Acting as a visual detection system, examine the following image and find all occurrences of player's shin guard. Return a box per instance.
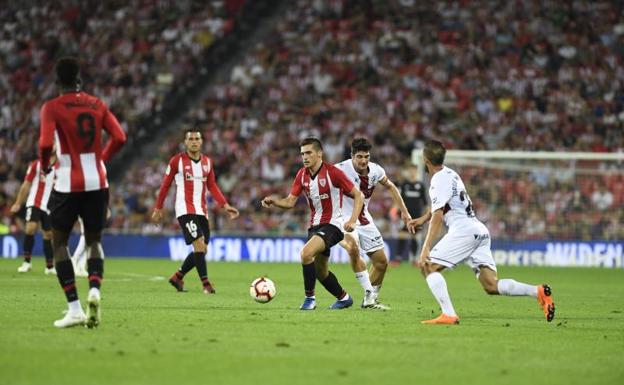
[179,252,195,276]
[55,259,78,302]
[319,271,346,299]
[302,262,316,297]
[87,258,104,290]
[43,239,54,268]
[23,234,34,262]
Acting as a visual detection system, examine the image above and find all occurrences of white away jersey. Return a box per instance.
[335,159,386,226]
[429,166,478,228]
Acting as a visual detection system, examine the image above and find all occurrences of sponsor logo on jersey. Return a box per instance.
[318,193,329,199]
[185,172,207,182]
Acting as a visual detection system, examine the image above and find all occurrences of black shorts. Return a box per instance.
[48,189,109,233]
[25,206,51,231]
[307,223,344,257]
[177,214,211,245]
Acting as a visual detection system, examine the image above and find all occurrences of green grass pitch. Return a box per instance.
[1,258,623,385]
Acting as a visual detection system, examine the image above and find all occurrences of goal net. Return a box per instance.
[412,150,624,268]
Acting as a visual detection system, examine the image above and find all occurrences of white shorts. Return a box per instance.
[428,222,496,276]
[342,222,385,254]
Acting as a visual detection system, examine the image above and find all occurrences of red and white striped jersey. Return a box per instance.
[290,163,355,229]
[39,91,127,193]
[335,159,386,226]
[24,160,54,213]
[155,152,228,218]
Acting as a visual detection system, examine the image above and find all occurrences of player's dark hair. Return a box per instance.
[351,137,372,154]
[423,140,446,165]
[184,127,202,139]
[55,57,81,88]
[299,137,323,151]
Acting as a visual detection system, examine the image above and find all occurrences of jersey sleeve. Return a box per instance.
[24,161,37,182]
[429,175,451,213]
[289,168,305,196]
[155,155,178,210]
[206,159,228,207]
[328,165,355,194]
[101,105,127,162]
[38,102,55,171]
[375,164,387,183]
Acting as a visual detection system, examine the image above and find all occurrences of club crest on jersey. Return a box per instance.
[319,178,326,187]
[202,164,209,173]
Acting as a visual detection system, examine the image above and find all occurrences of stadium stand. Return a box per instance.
[2,0,623,241]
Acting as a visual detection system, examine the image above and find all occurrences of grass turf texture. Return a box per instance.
[1,258,623,385]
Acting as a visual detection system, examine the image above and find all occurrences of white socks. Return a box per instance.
[497,279,538,297]
[426,272,457,317]
[355,271,374,293]
[372,285,381,294]
[68,300,83,314]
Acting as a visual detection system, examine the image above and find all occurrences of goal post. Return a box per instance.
[411,149,624,268]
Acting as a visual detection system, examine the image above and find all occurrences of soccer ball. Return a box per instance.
[249,277,276,303]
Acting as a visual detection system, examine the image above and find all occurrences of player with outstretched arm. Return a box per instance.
[262,137,364,310]
[409,140,555,324]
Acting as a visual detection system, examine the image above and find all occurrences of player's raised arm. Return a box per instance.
[261,194,298,209]
[379,175,412,228]
[101,106,127,162]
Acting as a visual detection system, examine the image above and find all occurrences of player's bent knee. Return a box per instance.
[483,284,499,295]
[300,249,315,264]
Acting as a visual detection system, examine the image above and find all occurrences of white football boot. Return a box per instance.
[361,290,390,310]
[54,309,87,328]
[17,262,32,273]
[85,288,101,328]
[44,267,57,275]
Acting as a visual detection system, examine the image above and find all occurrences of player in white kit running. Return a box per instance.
[409,140,555,324]
[335,138,413,309]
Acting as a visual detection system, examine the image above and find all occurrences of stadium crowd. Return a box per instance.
[2,0,624,242]
[0,0,242,231]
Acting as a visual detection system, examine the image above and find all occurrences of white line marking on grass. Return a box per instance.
[116,272,166,281]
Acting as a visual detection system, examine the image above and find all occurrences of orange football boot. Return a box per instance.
[421,314,460,325]
[537,284,555,322]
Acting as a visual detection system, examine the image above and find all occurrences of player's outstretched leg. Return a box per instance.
[480,268,555,322]
[169,252,195,292]
[315,258,352,309]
